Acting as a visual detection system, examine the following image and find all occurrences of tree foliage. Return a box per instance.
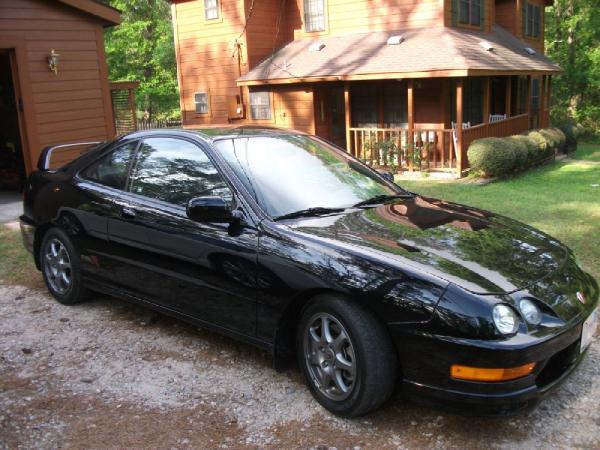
[103,0,179,120]
[546,0,600,133]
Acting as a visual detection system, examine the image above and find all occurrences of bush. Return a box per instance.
[467,137,516,177]
[510,135,538,166]
[549,127,567,153]
[526,130,554,160]
[508,136,529,169]
[556,123,578,152]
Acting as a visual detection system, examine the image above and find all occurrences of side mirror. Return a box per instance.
[186,196,233,223]
[378,170,395,183]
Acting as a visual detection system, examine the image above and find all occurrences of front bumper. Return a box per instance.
[19,215,35,255]
[389,317,591,416]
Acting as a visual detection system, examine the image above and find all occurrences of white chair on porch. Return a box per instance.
[489,114,507,123]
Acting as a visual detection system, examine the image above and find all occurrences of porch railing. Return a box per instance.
[349,128,456,171]
[462,114,529,153]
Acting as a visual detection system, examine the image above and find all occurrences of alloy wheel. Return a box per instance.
[303,312,357,401]
[43,238,72,295]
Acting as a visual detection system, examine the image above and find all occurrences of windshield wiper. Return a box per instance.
[273,207,346,221]
[352,193,413,208]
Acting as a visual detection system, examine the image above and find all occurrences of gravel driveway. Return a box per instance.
[1,283,599,449]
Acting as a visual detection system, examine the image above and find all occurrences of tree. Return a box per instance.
[546,0,600,133]
[103,0,180,120]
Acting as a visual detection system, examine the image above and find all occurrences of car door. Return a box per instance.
[73,139,140,284]
[107,136,259,336]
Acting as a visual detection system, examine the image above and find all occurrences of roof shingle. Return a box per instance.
[238,26,560,85]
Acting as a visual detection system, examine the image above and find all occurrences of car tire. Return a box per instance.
[297,294,398,417]
[40,227,90,305]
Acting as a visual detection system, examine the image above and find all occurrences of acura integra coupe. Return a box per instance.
[20,127,598,417]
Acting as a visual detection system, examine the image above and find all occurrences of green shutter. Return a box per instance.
[452,0,459,26]
[480,0,485,30]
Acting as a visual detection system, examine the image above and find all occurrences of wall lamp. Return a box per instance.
[48,49,60,75]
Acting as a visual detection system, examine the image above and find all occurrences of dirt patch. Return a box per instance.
[1,284,599,449]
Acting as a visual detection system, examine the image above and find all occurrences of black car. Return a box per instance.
[20,127,598,417]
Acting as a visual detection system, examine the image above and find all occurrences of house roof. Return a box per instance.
[57,0,121,26]
[238,26,561,86]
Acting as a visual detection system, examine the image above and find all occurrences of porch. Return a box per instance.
[313,75,552,177]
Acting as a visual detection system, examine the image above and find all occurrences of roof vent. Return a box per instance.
[309,42,325,52]
[524,47,536,55]
[387,35,405,45]
[479,41,494,51]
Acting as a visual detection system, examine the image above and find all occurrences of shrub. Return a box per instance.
[508,136,529,169]
[549,127,567,153]
[539,129,559,152]
[467,137,516,177]
[510,135,538,166]
[526,130,554,161]
[556,123,578,152]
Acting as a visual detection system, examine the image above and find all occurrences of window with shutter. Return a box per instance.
[458,0,482,27]
[524,2,541,38]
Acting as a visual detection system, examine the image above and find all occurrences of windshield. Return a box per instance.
[213,134,401,218]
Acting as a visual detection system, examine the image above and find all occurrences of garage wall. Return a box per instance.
[0,0,115,172]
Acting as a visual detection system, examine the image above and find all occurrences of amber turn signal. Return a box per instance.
[450,362,536,382]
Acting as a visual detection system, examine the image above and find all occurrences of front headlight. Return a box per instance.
[493,304,520,335]
[519,298,542,325]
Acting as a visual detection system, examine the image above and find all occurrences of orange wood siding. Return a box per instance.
[0,0,115,169]
[244,0,294,69]
[173,0,248,125]
[291,0,444,38]
[494,0,516,34]
[414,78,444,128]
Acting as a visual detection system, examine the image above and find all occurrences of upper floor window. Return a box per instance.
[524,3,541,38]
[304,0,326,32]
[249,92,272,120]
[459,0,482,27]
[204,0,220,20]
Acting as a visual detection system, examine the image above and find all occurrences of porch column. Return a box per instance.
[456,78,464,177]
[525,75,532,115]
[505,76,512,118]
[407,79,414,171]
[344,82,351,154]
[540,75,547,127]
[483,77,490,123]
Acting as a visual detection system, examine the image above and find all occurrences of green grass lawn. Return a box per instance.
[573,137,600,161]
[0,225,44,289]
[399,145,600,281]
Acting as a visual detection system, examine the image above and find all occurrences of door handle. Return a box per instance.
[121,207,136,219]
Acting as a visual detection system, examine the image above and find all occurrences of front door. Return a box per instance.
[314,85,346,148]
[107,136,259,335]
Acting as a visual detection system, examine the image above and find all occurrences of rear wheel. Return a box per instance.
[40,228,89,305]
[297,295,398,417]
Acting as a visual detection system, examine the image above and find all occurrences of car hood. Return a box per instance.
[283,195,569,295]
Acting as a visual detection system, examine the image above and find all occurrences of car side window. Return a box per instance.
[128,137,233,207]
[81,141,138,190]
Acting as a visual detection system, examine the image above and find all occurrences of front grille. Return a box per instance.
[536,340,580,388]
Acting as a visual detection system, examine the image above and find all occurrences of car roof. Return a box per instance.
[124,126,305,143]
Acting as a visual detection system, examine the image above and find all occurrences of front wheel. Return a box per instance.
[40,227,90,305]
[297,295,398,417]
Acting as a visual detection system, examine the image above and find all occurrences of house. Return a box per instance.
[170,0,559,176]
[0,0,120,189]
